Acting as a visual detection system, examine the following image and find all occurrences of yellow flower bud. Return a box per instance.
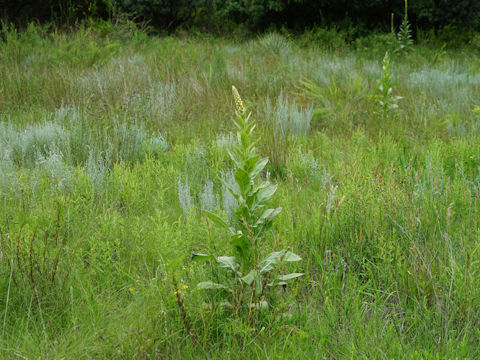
[232,85,246,113]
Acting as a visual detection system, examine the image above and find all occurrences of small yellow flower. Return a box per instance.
[182,266,186,270]
[232,85,246,113]
[470,155,473,159]
[129,288,134,292]
[174,290,179,295]
[183,285,188,290]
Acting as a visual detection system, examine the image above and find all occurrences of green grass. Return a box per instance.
[1,22,480,358]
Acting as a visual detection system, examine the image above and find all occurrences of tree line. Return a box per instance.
[2,0,479,33]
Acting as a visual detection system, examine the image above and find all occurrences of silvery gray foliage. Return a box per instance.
[0,112,168,192]
[86,149,108,187]
[125,81,176,123]
[297,151,320,180]
[178,176,194,216]
[113,122,168,163]
[265,92,313,137]
[146,133,168,156]
[199,179,217,211]
[0,121,68,168]
[410,67,480,89]
[35,146,73,188]
[215,132,235,150]
[114,122,147,163]
[220,170,238,220]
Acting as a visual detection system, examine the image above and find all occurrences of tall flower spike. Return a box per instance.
[232,86,246,114]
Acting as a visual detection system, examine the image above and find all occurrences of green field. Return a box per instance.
[1,23,480,358]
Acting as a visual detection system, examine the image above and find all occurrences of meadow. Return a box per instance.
[1,22,480,358]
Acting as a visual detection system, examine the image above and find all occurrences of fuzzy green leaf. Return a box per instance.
[255,183,277,204]
[255,207,282,227]
[204,210,229,230]
[235,168,251,191]
[216,256,239,272]
[192,253,215,262]
[276,273,304,281]
[258,250,302,275]
[250,157,268,178]
[230,231,250,255]
[244,155,260,172]
[241,270,256,285]
[197,281,228,290]
[258,251,283,274]
[249,300,268,309]
[283,251,302,262]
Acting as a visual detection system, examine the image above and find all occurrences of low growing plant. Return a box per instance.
[194,86,303,316]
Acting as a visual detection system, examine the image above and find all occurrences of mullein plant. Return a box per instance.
[393,0,413,54]
[194,86,302,314]
[376,51,403,117]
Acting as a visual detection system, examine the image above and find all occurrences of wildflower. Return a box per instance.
[129,288,134,293]
[232,86,246,114]
[183,285,188,290]
[174,290,179,295]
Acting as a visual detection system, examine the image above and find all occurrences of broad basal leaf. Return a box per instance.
[283,251,302,262]
[216,256,239,272]
[258,250,302,275]
[255,183,277,204]
[276,273,304,281]
[197,281,228,290]
[204,210,229,230]
[192,253,215,262]
[241,270,256,285]
[255,207,282,227]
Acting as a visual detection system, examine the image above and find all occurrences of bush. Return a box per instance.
[116,0,211,31]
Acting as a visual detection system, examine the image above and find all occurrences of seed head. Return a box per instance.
[232,85,246,114]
